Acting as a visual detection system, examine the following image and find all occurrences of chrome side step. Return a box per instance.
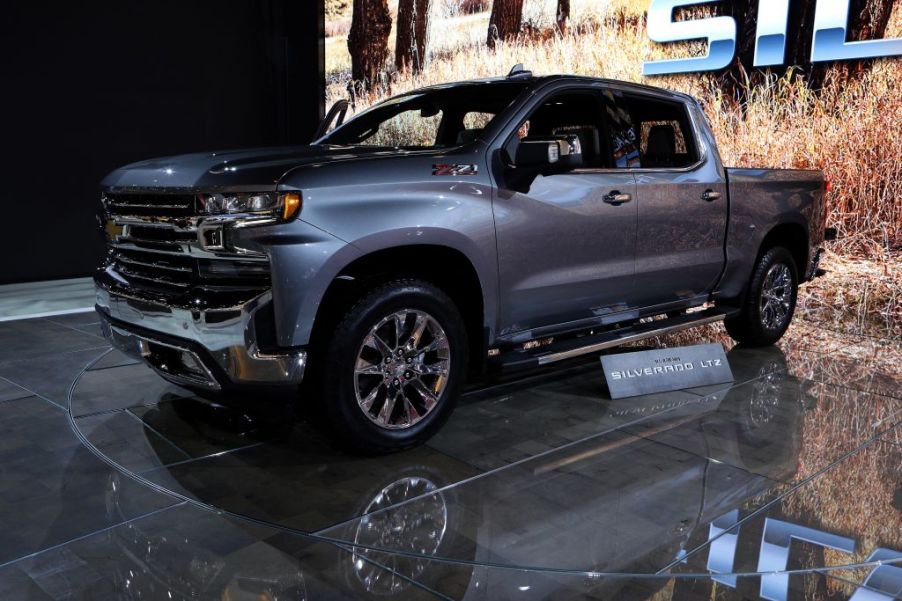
[498,308,732,372]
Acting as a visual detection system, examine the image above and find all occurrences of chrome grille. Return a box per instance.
[105,193,197,218]
[100,193,271,308]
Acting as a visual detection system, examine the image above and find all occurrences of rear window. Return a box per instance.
[622,94,699,169]
[601,91,699,169]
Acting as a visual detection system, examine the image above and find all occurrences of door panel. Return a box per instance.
[608,91,728,308]
[633,166,728,307]
[494,171,638,336]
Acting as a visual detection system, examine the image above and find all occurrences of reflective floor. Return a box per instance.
[0,311,899,600]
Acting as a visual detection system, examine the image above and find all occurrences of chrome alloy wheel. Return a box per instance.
[759,263,793,330]
[353,309,451,430]
[351,476,447,595]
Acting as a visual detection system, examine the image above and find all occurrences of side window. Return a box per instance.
[622,94,699,169]
[507,92,607,169]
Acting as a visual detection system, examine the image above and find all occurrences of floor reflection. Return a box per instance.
[53,341,897,599]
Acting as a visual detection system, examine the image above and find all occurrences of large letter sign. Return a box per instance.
[754,0,792,66]
[811,0,902,61]
[644,0,902,76]
[643,0,736,75]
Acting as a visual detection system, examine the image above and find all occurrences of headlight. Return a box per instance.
[198,192,302,221]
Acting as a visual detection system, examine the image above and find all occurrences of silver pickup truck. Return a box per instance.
[95,69,828,452]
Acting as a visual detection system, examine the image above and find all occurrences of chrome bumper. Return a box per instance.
[95,285,306,391]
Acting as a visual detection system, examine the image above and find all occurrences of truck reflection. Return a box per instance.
[106,345,876,600]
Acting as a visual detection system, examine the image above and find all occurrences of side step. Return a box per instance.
[497,308,735,372]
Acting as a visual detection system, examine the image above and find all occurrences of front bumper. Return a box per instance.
[95,285,305,392]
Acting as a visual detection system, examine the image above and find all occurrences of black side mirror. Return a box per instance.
[503,134,583,192]
[514,134,583,171]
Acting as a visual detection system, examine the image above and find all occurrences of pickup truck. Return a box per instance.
[95,68,828,452]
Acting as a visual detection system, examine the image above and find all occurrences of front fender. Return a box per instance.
[233,220,364,347]
[290,175,499,344]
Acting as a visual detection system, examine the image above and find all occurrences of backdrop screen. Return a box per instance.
[326,0,901,338]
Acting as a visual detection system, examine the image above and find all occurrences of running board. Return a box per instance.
[497,308,734,372]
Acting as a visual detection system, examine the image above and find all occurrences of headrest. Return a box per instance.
[646,124,676,157]
[456,129,482,144]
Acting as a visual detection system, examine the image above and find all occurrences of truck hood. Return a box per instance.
[101,145,410,191]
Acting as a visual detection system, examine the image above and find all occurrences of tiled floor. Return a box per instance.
[0,312,899,600]
[0,278,95,321]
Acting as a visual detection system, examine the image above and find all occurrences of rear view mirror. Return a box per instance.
[420,103,441,118]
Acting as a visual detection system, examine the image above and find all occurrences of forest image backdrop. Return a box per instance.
[325,0,901,339]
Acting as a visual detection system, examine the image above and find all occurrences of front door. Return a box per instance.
[493,90,638,339]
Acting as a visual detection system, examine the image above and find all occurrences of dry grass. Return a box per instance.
[798,250,901,339]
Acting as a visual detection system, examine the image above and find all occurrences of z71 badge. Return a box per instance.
[432,164,478,176]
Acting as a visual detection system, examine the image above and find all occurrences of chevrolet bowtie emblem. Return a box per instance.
[104,219,124,241]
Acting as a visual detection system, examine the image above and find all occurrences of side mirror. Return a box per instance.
[513,134,583,172]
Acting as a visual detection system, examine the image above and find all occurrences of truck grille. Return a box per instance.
[100,193,271,308]
[104,193,197,218]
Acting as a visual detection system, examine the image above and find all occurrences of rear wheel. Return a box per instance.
[321,279,468,453]
[725,246,798,347]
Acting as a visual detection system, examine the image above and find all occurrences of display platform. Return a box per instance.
[0,312,899,600]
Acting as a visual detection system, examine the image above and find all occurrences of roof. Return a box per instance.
[410,74,693,103]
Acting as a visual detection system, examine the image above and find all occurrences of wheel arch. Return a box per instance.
[309,243,490,375]
[757,222,808,279]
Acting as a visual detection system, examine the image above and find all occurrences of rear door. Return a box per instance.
[611,90,728,309]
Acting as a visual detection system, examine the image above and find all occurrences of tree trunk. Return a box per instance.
[348,0,393,90]
[556,0,570,33]
[715,0,896,96]
[395,0,433,73]
[486,0,524,49]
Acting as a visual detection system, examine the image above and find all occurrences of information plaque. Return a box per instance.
[600,343,734,399]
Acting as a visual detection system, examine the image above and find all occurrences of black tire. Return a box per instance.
[320,279,468,453]
[725,246,798,347]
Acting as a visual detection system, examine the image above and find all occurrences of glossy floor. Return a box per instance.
[0,312,899,600]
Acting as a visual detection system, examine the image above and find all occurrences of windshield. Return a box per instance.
[319,82,530,149]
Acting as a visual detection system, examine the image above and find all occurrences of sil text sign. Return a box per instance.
[601,343,734,399]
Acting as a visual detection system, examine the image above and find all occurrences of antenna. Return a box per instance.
[507,64,533,79]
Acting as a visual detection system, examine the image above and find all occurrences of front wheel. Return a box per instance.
[321,279,468,453]
[725,246,799,347]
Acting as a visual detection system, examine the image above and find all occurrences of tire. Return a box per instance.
[725,246,798,347]
[320,279,468,453]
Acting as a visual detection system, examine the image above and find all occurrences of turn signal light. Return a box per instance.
[282,192,302,221]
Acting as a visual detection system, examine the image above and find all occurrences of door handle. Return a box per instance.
[702,189,722,202]
[603,191,632,205]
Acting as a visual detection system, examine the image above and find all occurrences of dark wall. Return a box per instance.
[0,1,324,284]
